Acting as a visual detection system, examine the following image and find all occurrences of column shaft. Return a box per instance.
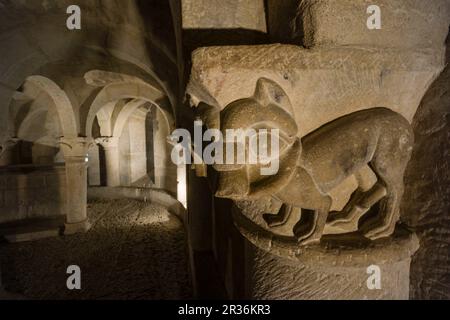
[104,146,120,187]
[96,137,120,187]
[60,137,92,235]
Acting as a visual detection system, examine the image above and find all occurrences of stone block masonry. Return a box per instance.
[0,164,67,224]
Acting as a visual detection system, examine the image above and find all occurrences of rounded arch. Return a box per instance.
[85,81,174,138]
[95,101,119,137]
[17,107,51,140]
[112,99,149,138]
[25,76,78,138]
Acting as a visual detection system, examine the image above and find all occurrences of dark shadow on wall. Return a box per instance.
[98,145,107,187]
[403,29,450,300]
[184,28,269,49]
[146,109,156,185]
[264,0,306,45]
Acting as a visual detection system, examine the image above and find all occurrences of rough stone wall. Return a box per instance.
[187,1,450,300]
[267,0,449,49]
[249,245,412,300]
[0,165,66,224]
[404,33,450,300]
[182,0,267,32]
[127,113,148,185]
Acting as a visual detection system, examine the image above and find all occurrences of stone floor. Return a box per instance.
[0,199,192,300]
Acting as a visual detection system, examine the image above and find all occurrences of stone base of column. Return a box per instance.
[64,219,91,235]
[233,210,420,300]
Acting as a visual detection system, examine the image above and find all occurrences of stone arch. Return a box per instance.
[84,81,174,138]
[95,101,119,137]
[25,76,78,138]
[112,99,149,138]
[17,107,50,140]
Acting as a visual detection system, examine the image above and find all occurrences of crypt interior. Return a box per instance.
[0,0,449,300]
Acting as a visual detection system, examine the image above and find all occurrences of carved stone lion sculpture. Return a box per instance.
[214,78,414,245]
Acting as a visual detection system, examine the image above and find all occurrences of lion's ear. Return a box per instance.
[253,78,293,114]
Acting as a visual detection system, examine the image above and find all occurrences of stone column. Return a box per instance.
[59,137,92,235]
[153,110,170,190]
[232,206,419,300]
[184,0,448,300]
[96,137,120,187]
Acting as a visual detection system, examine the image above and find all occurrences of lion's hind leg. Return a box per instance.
[361,161,408,240]
[327,183,387,230]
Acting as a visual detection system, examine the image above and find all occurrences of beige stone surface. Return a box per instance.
[234,205,419,299]
[0,0,448,301]
[211,77,414,244]
[403,39,450,300]
[185,1,449,299]
[182,0,267,32]
[188,44,444,136]
[266,1,449,49]
[0,165,66,224]
[249,243,415,300]
[296,0,450,49]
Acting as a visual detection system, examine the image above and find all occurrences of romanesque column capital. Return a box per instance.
[95,136,120,149]
[58,137,94,159]
[0,137,20,151]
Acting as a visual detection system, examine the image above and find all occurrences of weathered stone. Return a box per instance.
[188,45,444,136]
[403,38,450,300]
[295,0,449,49]
[0,0,448,301]
[186,0,449,299]
[182,0,267,32]
[193,75,415,245]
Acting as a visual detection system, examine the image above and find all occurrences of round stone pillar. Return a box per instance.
[59,137,93,235]
[96,137,120,187]
[233,209,419,300]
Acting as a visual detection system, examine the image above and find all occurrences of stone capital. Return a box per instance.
[59,137,94,159]
[0,137,20,151]
[188,46,426,247]
[95,136,120,149]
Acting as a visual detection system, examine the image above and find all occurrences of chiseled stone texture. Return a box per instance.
[229,199,419,300]
[182,0,267,32]
[188,44,444,137]
[270,0,450,49]
[403,39,450,300]
[249,243,414,300]
[0,165,66,224]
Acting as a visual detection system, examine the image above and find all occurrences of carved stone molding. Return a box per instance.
[186,35,446,297]
[189,75,415,247]
[95,136,120,150]
[58,137,94,160]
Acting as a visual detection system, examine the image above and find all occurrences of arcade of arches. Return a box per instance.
[0,0,449,300]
